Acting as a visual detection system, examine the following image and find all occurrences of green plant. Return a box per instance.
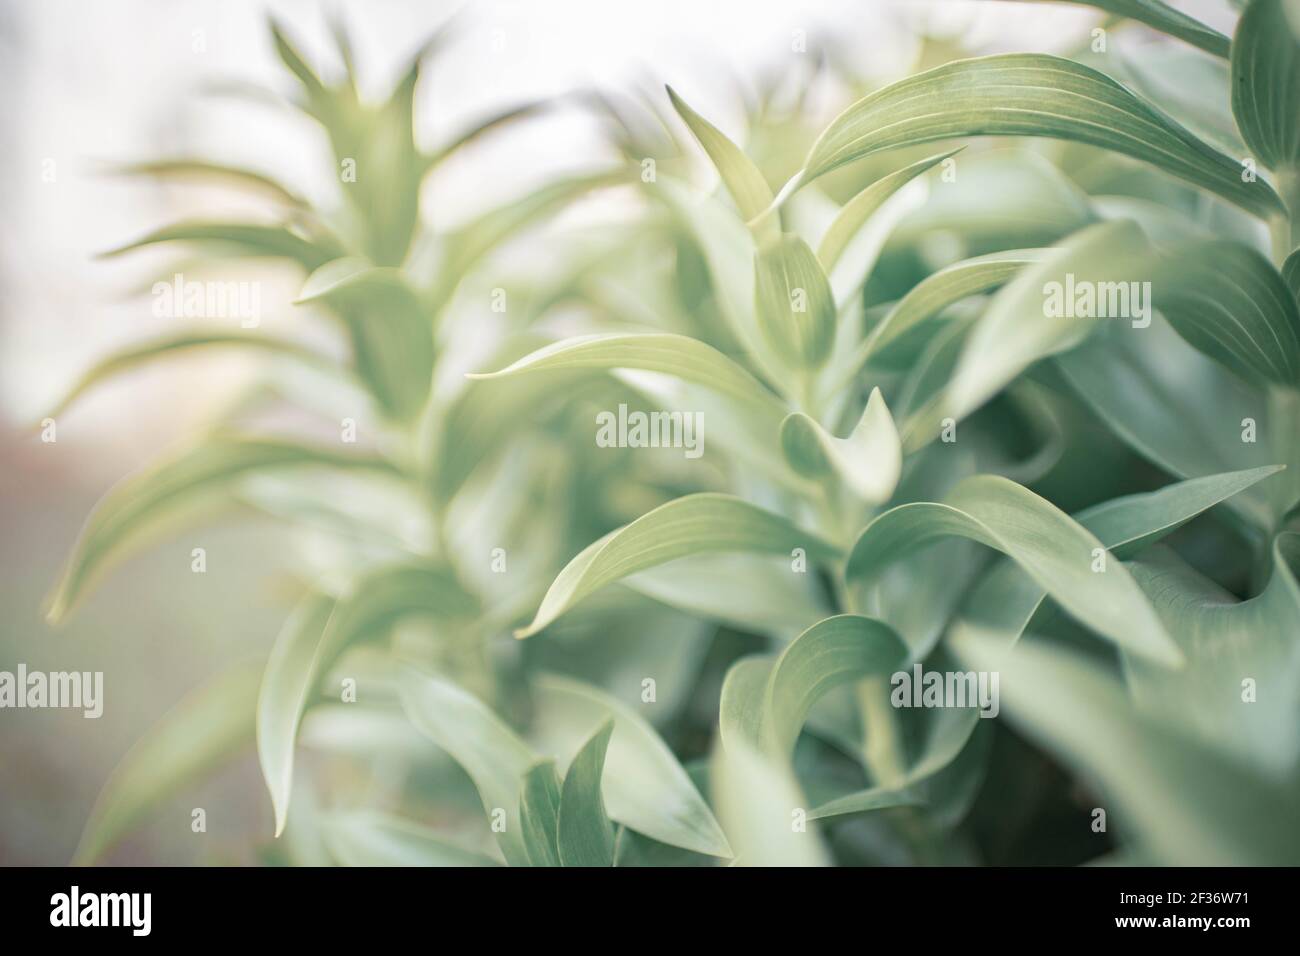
[52,1,1300,866]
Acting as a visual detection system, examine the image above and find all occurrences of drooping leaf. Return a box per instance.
[46,437,400,623]
[258,565,478,836]
[556,720,617,866]
[784,54,1283,219]
[100,221,340,270]
[468,332,787,417]
[957,465,1287,649]
[398,668,536,866]
[720,614,910,757]
[517,493,840,637]
[72,661,262,865]
[43,330,349,421]
[256,594,337,839]
[845,474,1182,665]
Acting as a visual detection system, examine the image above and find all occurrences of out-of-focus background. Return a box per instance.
[0,0,1235,864]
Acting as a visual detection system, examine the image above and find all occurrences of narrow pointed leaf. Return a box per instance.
[398,669,537,866]
[519,761,563,867]
[46,437,399,623]
[468,332,786,416]
[790,54,1283,219]
[556,720,617,866]
[666,85,775,237]
[846,474,1182,665]
[1007,0,1230,57]
[517,493,840,638]
[531,674,732,858]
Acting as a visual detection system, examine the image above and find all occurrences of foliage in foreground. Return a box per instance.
[48,1,1300,866]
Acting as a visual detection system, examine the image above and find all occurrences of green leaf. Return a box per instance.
[517,493,840,638]
[779,387,902,503]
[816,148,961,273]
[557,720,618,866]
[1005,0,1231,57]
[43,330,348,421]
[467,332,786,417]
[957,466,1287,648]
[1122,535,1300,772]
[653,177,788,385]
[46,437,400,623]
[846,474,1182,665]
[258,565,477,837]
[1055,317,1283,528]
[857,248,1047,367]
[1080,465,1286,557]
[398,668,536,866]
[1283,247,1300,302]
[321,811,500,867]
[902,220,1150,452]
[72,661,261,864]
[786,54,1283,219]
[256,595,337,839]
[1152,239,1300,385]
[754,234,836,368]
[109,159,309,207]
[721,615,909,757]
[711,737,829,866]
[518,761,564,867]
[530,674,732,858]
[297,257,434,420]
[953,629,1300,865]
[100,221,340,270]
[1231,0,1300,170]
[665,85,776,238]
